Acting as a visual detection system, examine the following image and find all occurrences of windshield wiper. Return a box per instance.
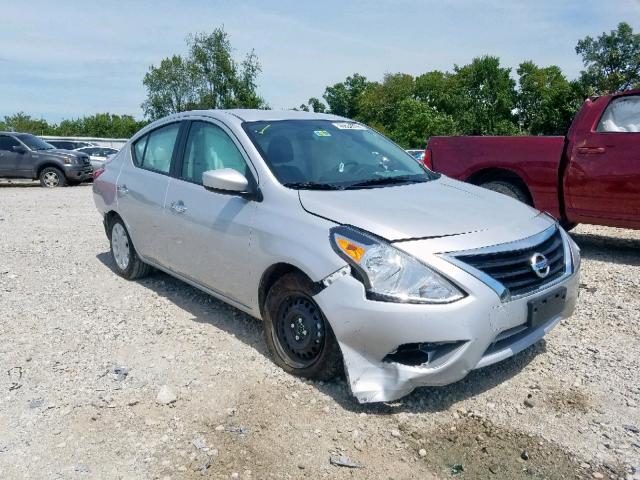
[283,181,345,190]
[346,175,428,189]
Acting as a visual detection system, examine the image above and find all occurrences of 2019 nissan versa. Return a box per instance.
[93,110,581,403]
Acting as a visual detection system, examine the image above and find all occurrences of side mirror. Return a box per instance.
[12,145,27,154]
[202,168,249,193]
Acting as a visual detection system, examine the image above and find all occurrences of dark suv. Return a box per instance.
[0,132,93,187]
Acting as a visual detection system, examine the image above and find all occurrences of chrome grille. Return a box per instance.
[456,228,566,297]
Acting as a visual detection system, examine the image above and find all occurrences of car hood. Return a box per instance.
[49,149,88,158]
[298,177,540,241]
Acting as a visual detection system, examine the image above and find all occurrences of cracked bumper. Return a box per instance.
[313,268,579,403]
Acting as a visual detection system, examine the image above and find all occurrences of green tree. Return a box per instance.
[516,61,584,135]
[2,113,52,135]
[142,55,196,120]
[142,27,265,120]
[576,22,640,94]
[392,99,459,148]
[453,56,518,135]
[323,73,369,117]
[357,73,415,135]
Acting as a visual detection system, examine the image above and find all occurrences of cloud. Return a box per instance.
[0,0,637,121]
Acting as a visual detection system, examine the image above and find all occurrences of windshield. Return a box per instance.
[243,120,438,189]
[15,134,55,151]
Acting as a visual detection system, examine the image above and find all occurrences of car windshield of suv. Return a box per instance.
[243,120,438,189]
[16,134,55,151]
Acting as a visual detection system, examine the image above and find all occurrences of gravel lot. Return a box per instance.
[0,183,639,479]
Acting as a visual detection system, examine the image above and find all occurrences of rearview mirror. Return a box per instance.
[12,145,27,154]
[202,168,249,193]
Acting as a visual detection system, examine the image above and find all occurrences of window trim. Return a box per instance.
[130,121,185,177]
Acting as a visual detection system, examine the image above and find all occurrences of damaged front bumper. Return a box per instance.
[314,257,579,404]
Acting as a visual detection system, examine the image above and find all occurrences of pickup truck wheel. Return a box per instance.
[481,180,531,205]
[263,272,342,381]
[39,167,67,188]
[109,218,151,280]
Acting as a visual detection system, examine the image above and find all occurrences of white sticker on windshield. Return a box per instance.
[332,122,367,130]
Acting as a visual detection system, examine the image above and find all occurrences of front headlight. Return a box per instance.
[330,226,465,304]
[62,156,75,165]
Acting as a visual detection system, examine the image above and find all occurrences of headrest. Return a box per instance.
[267,136,293,166]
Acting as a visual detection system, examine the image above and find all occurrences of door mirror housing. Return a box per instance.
[202,168,250,194]
[12,145,27,154]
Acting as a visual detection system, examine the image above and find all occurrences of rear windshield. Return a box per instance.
[242,120,437,189]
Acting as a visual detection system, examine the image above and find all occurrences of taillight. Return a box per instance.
[93,167,105,180]
[423,148,433,170]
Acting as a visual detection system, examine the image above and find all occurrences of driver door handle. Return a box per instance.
[577,146,606,155]
[170,201,187,214]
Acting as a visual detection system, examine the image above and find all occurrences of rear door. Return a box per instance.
[115,122,183,264]
[0,135,21,176]
[163,119,257,307]
[564,94,640,223]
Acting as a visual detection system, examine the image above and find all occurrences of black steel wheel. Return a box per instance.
[263,272,342,380]
[274,294,326,368]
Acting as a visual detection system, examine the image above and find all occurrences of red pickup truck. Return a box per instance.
[426,89,640,230]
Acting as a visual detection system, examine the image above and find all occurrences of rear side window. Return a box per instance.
[597,96,640,133]
[0,135,20,151]
[132,123,180,174]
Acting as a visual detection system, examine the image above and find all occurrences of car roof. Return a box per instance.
[166,109,348,123]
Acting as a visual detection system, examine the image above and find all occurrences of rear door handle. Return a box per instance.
[577,146,606,154]
[117,184,129,195]
[170,201,187,214]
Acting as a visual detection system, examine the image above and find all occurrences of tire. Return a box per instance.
[263,272,342,381]
[108,217,151,280]
[39,167,67,188]
[480,180,531,205]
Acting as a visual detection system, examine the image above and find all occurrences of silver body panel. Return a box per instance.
[93,109,580,403]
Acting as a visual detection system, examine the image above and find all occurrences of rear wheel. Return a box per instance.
[39,167,66,188]
[480,180,531,205]
[263,272,342,380]
[109,218,151,280]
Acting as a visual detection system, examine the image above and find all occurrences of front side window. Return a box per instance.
[180,121,247,184]
[132,123,180,174]
[15,134,55,151]
[597,96,640,133]
[243,120,437,189]
[0,135,20,151]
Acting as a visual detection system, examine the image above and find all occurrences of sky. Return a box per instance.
[0,0,638,122]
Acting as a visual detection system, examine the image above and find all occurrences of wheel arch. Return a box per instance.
[466,168,534,206]
[258,263,315,318]
[36,162,64,178]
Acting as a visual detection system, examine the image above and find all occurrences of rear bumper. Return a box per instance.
[314,267,579,403]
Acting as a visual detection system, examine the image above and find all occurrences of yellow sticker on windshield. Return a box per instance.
[314,130,331,137]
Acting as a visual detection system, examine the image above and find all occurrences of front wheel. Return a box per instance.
[263,272,342,381]
[39,167,66,188]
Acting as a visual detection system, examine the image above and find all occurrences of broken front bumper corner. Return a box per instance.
[313,270,579,404]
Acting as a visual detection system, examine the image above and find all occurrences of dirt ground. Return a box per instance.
[0,183,638,479]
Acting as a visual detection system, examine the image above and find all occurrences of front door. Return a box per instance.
[564,94,640,224]
[163,120,257,307]
[0,135,22,176]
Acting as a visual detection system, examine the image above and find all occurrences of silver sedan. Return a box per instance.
[93,109,580,403]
